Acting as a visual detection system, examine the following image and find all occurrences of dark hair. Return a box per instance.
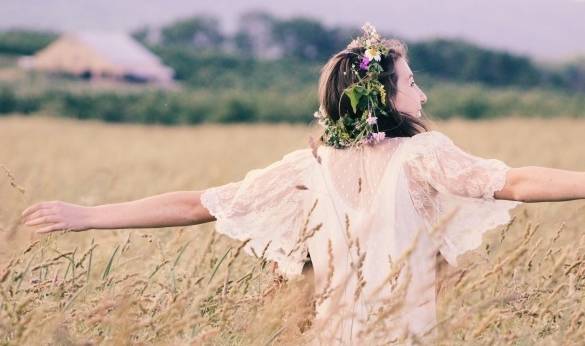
[317,40,428,142]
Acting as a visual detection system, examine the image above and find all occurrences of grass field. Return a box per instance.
[2,115,585,345]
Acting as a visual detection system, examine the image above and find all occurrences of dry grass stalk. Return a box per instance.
[314,239,335,306]
[1,164,26,195]
[3,117,585,344]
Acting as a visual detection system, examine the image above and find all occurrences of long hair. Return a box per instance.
[317,40,429,143]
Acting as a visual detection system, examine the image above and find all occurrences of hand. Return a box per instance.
[21,201,92,234]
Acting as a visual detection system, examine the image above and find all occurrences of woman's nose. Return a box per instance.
[420,91,428,105]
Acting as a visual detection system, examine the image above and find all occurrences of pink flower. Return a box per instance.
[372,132,386,142]
[366,115,377,125]
[363,131,385,145]
[359,56,371,70]
[362,133,375,145]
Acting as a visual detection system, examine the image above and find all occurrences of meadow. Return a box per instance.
[2,115,585,345]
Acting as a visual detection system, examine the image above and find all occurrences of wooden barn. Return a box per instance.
[18,32,174,84]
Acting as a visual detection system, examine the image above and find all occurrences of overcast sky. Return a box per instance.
[1,0,584,62]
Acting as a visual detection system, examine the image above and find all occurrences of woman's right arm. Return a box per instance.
[496,166,585,203]
[21,190,216,234]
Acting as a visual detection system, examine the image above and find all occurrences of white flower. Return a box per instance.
[362,22,377,35]
[314,110,328,127]
[365,48,381,62]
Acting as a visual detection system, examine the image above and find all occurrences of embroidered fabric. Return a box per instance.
[200,130,523,344]
[200,150,316,278]
[402,131,522,265]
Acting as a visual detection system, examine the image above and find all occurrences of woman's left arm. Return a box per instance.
[497,166,585,203]
[21,190,216,234]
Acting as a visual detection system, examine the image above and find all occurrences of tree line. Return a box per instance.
[0,12,584,124]
[132,12,583,91]
[0,12,584,91]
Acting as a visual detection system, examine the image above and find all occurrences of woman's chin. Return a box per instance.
[400,109,422,119]
[408,110,422,118]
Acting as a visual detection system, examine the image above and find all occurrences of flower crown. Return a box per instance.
[314,23,396,149]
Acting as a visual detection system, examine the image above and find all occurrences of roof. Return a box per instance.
[76,32,165,68]
[23,31,174,82]
[72,31,173,81]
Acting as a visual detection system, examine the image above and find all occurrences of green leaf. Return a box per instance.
[344,85,368,114]
[344,86,361,114]
[208,247,231,285]
[102,244,120,281]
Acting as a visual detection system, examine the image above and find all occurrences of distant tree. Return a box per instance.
[131,25,162,46]
[557,58,585,92]
[408,39,541,87]
[233,12,357,61]
[0,29,58,55]
[271,17,348,61]
[160,16,224,50]
[233,11,279,59]
[132,26,148,44]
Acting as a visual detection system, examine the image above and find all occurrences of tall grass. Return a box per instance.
[1,116,585,344]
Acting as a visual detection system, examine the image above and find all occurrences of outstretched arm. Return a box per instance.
[21,190,216,234]
[496,166,585,203]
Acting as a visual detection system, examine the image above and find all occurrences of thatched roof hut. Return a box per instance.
[18,32,174,84]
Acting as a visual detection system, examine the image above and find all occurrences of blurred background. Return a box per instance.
[3,2,585,344]
[1,0,584,124]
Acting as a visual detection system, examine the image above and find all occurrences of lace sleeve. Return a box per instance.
[404,131,522,266]
[200,150,314,279]
[405,131,510,200]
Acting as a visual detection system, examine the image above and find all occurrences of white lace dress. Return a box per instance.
[200,130,522,345]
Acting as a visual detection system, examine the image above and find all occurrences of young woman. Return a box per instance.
[21,24,585,344]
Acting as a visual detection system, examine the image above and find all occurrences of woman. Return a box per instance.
[21,24,585,344]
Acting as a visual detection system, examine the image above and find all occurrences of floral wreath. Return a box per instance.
[314,23,395,149]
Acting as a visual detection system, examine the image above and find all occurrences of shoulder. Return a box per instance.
[402,130,453,156]
[282,148,315,163]
[278,148,320,173]
[409,130,452,144]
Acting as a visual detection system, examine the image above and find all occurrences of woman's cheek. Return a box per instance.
[393,95,407,113]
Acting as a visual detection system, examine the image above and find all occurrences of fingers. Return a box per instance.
[22,207,55,225]
[25,215,61,227]
[24,208,52,222]
[21,201,68,234]
[21,202,44,218]
[36,223,67,234]
[22,201,55,218]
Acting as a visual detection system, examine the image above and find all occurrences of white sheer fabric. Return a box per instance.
[200,130,522,344]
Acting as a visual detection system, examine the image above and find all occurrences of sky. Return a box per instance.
[1,0,585,62]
